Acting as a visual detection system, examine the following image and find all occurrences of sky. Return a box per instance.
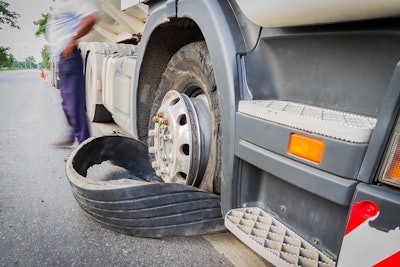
[0,0,53,62]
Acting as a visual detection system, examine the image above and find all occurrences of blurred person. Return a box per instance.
[46,0,98,153]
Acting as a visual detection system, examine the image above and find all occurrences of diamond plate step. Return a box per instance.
[238,100,377,143]
[225,207,336,267]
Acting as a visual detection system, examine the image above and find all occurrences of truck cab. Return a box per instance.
[64,1,400,265]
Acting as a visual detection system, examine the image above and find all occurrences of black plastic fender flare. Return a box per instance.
[65,135,225,237]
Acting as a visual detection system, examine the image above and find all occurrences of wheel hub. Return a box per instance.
[148,90,211,186]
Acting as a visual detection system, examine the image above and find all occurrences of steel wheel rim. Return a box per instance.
[149,90,211,186]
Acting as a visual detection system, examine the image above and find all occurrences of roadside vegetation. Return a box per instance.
[0,1,50,70]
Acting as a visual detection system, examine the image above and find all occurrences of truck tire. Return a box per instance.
[148,41,221,194]
[85,50,113,122]
[65,135,225,237]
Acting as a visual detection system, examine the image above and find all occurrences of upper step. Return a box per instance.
[238,100,377,143]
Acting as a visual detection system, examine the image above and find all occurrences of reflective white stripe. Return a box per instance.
[338,215,400,266]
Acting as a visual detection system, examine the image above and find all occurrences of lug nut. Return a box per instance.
[163,117,169,125]
[152,161,160,169]
[148,129,156,136]
[152,116,159,123]
[148,146,156,153]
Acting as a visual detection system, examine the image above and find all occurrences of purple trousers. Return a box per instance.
[58,48,90,143]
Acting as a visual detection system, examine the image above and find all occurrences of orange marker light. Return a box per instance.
[288,134,324,163]
[382,140,400,186]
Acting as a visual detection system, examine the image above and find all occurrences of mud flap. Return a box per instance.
[65,135,226,237]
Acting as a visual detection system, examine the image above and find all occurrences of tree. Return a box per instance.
[34,13,48,37]
[0,0,20,29]
[0,46,15,68]
[41,47,50,69]
[35,13,50,69]
[24,55,36,69]
[7,53,15,67]
[0,46,10,67]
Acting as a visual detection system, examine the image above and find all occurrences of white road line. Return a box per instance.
[203,233,271,267]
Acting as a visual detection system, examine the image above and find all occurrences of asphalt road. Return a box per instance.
[0,70,268,267]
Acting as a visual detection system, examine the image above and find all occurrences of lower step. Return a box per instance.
[225,207,335,267]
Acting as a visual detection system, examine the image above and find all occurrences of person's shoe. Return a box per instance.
[51,137,75,148]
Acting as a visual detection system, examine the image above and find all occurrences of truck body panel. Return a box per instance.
[235,0,400,27]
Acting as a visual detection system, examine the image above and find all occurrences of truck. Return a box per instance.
[62,0,400,266]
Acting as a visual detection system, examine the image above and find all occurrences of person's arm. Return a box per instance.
[61,14,97,59]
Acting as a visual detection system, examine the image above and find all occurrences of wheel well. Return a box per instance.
[136,18,204,142]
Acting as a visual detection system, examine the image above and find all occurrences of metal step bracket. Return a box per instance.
[238,100,377,143]
[225,207,336,267]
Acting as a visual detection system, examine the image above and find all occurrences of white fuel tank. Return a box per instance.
[112,55,138,136]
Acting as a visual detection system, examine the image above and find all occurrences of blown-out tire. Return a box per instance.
[65,135,225,237]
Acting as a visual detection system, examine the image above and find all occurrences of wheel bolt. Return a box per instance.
[163,117,169,125]
[152,161,160,169]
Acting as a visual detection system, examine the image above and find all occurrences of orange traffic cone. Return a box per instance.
[40,69,45,79]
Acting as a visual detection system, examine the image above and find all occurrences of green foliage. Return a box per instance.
[0,46,17,68]
[41,47,50,69]
[0,45,40,69]
[34,13,48,37]
[23,55,36,68]
[0,46,11,67]
[0,0,20,29]
[34,13,50,68]
[0,46,9,61]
